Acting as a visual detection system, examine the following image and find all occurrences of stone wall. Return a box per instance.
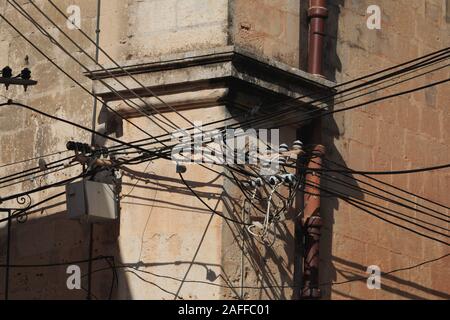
[0,0,310,300]
[0,0,99,299]
[0,0,448,300]
[320,0,450,299]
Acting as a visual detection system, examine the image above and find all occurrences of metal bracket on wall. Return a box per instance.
[0,194,32,300]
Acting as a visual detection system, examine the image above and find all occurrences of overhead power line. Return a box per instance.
[295,162,450,175]
[323,158,450,211]
[6,0,446,158]
[0,17,444,174]
[254,57,450,128]
[319,173,450,224]
[0,100,169,159]
[11,0,180,133]
[103,52,449,158]
[269,76,450,129]
[0,150,70,170]
[0,10,169,147]
[178,172,251,226]
[45,0,195,128]
[1,3,448,222]
[307,181,450,246]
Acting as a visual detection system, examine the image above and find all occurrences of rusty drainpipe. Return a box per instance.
[307,0,328,76]
[299,0,328,299]
[300,145,325,299]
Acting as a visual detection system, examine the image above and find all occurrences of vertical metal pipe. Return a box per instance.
[240,201,246,300]
[298,0,328,299]
[307,0,328,76]
[90,0,102,145]
[5,209,11,300]
[87,0,101,300]
[300,145,325,299]
[86,223,94,300]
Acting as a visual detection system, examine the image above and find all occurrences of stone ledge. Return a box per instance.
[87,45,335,87]
[86,46,336,119]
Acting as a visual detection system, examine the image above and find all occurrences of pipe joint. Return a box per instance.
[308,6,329,19]
[305,215,323,229]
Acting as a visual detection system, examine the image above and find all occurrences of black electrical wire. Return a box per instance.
[0,150,152,204]
[4,5,450,296]
[298,162,450,175]
[0,15,446,195]
[0,171,83,204]
[323,157,450,211]
[0,150,70,169]
[2,0,311,178]
[0,104,268,211]
[79,252,450,291]
[178,172,251,226]
[245,48,450,125]
[245,164,300,214]
[10,0,178,133]
[306,181,450,246]
[67,46,450,161]
[317,175,449,232]
[253,57,450,128]
[13,0,239,180]
[104,58,449,163]
[316,158,450,220]
[342,196,450,247]
[14,0,232,170]
[319,173,450,224]
[0,165,446,292]
[8,11,441,161]
[0,152,166,228]
[214,50,450,133]
[0,162,68,187]
[225,167,270,216]
[3,249,447,294]
[12,0,181,133]
[304,178,450,237]
[99,256,118,300]
[10,0,227,172]
[46,0,195,128]
[0,159,76,187]
[104,57,427,158]
[0,100,170,160]
[269,47,450,109]
[272,76,450,129]
[0,11,169,147]
[302,176,450,233]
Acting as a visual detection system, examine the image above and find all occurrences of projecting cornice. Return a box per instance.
[85,46,335,119]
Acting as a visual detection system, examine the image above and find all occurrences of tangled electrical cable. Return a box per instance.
[1,0,449,248]
[212,141,307,246]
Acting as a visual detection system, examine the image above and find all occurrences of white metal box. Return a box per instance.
[66,180,118,222]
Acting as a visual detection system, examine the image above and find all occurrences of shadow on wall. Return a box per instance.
[298,0,450,301]
[328,256,450,299]
[118,165,297,300]
[0,199,132,300]
[323,0,344,81]
[117,168,238,300]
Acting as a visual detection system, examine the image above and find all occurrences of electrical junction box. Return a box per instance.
[66,180,118,222]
